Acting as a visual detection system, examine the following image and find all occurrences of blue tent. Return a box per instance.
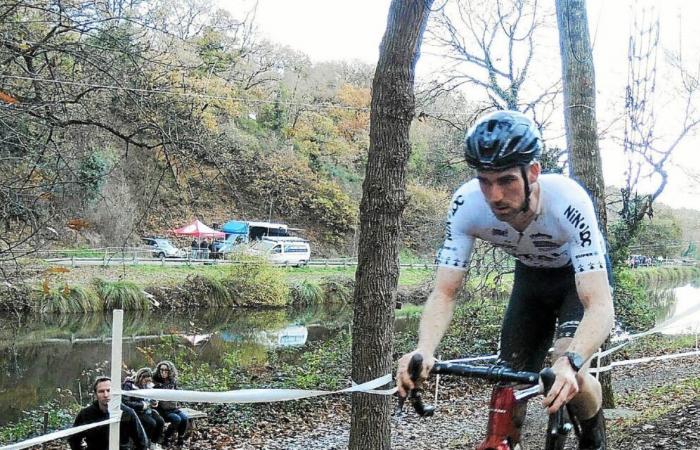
[221,220,248,235]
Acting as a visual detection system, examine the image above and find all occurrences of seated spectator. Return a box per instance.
[68,376,148,450]
[123,368,165,447]
[153,361,189,447]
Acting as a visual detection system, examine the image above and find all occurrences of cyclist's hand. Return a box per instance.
[396,350,435,398]
[543,356,580,414]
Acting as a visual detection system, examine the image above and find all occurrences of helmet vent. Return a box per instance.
[505,135,522,154]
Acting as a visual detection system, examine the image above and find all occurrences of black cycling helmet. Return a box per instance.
[464,110,542,171]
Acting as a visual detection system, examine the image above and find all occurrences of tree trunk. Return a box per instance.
[349,1,433,449]
[555,0,614,408]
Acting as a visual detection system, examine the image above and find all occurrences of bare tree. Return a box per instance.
[349,1,433,449]
[426,0,560,120]
[610,9,700,264]
[0,0,269,275]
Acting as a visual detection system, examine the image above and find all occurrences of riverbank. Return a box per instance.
[9,333,698,449]
[0,260,435,313]
[2,272,699,447]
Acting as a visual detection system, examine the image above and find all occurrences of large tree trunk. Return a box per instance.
[349,1,433,449]
[555,0,614,409]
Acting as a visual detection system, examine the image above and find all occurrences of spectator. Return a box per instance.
[153,361,189,447]
[123,368,165,447]
[199,238,209,259]
[209,239,218,259]
[68,376,148,450]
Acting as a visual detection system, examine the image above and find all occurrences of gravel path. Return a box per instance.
[244,355,700,450]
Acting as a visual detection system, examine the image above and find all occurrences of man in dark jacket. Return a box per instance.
[68,376,149,450]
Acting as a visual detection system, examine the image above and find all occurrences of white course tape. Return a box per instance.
[0,418,119,450]
[123,373,395,403]
[589,349,700,374]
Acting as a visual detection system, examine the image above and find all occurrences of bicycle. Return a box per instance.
[397,354,580,450]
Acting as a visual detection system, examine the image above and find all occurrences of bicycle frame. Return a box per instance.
[399,355,571,450]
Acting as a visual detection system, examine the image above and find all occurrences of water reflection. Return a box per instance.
[0,303,354,426]
[651,284,700,335]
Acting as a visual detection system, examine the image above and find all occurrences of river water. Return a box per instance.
[1,281,698,427]
[0,303,419,427]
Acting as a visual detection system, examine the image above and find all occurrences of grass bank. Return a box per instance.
[615,266,700,332]
[3,260,434,313]
[627,265,700,287]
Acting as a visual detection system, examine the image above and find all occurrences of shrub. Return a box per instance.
[182,275,232,308]
[320,276,353,304]
[40,284,99,313]
[614,268,655,332]
[93,278,150,310]
[290,279,324,306]
[225,256,289,307]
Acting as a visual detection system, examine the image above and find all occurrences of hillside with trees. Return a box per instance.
[0,0,696,274]
[0,0,463,264]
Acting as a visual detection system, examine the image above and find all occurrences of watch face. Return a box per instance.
[566,352,585,372]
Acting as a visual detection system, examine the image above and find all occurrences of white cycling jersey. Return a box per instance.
[436,174,607,273]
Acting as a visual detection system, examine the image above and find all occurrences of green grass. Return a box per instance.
[395,303,423,318]
[39,285,101,313]
[93,278,150,310]
[611,375,700,432]
[629,266,700,287]
[398,268,433,286]
[290,279,325,306]
[321,277,353,303]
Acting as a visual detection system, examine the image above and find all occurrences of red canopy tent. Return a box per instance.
[170,219,225,238]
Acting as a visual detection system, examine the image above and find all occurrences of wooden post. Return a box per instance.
[41,412,48,449]
[109,310,124,450]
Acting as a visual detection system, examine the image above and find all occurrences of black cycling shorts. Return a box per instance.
[498,261,586,372]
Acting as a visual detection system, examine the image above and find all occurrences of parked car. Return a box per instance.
[210,235,247,258]
[248,236,311,266]
[142,237,186,258]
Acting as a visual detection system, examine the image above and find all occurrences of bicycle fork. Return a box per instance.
[479,383,577,450]
[477,385,521,450]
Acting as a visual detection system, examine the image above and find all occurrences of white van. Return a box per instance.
[250,236,311,266]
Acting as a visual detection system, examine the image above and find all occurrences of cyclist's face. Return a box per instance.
[477,166,528,222]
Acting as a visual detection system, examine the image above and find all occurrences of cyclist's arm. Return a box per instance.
[566,270,614,360]
[545,270,613,413]
[416,267,466,356]
[396,267,465,397]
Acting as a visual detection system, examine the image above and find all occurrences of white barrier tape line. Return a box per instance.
[588,349,700,374]
[350,378,398,395]
[595,341,630,359]
[0,417,120,450]
[444,354,499,363]
[122,373,394,404]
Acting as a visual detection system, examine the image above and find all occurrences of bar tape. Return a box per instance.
[123,373,396,403]
[0,418,120,450]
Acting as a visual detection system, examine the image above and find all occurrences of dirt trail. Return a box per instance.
[246,356,700,450]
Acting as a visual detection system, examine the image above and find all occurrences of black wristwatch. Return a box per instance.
[564,351,585,372]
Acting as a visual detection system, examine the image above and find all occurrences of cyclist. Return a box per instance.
[396,110,613,450]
